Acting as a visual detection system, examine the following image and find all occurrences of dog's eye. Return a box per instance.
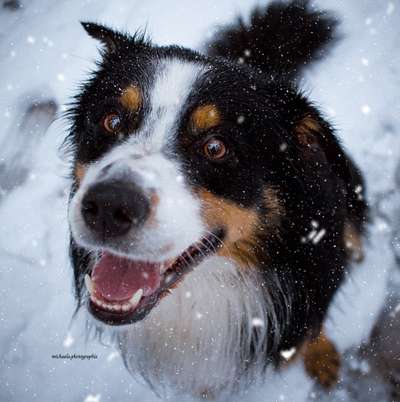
[103,113,122,133]
[203,137,227,160]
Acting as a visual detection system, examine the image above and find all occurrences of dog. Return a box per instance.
[66,0,367,398]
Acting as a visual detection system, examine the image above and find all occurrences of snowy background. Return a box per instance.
[0,0,399,401]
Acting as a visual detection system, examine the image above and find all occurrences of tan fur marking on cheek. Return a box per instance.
[197,189,259,268]
[295,115,321,146]
[191,104,221,131]
[75,163,87,185]
[120,85,142,112]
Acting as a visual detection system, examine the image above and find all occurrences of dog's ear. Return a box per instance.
[81,22,126,53]
[294,112,368,231]
[294,113,347,177]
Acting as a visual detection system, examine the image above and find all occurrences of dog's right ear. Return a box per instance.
[81,22,126,53]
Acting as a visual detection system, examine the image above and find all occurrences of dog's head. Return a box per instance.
[67,23,349,332]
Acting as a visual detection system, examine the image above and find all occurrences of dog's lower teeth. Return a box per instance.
[129,289,143,308]
[84,274,93,294]
[90,290,143,313]
[160,263,169,275]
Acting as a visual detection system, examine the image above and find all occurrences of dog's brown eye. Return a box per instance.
[203,137,227,160]
[103,113,121,133]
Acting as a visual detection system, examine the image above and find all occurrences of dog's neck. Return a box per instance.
[117,256,278,398]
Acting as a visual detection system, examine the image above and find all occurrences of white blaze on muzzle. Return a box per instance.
[69,143,203,261]
[69,58,206,261]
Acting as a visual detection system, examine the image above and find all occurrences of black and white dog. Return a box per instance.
[66,0,367,398]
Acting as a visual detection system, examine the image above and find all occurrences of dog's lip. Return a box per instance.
[85,228,225,326]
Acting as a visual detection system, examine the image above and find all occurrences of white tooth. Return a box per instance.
[122,303,131,312]
[160,262,170,275]
[84,274,93,294]
[129,289,143,308]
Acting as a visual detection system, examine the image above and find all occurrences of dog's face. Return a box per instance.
[69,24,283,325]
[68,23,349,337]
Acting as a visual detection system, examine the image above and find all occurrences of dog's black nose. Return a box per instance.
[81,180,150,238]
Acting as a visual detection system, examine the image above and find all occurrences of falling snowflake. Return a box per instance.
[279,142,287,152]
[106,351,119,362]
[354,185,363,194]
[361,104,371,115]
[237,115,245,124]
[84,394,101,402]
[280,347,296,360]
[303,220,326,244]
[312,229,326,244]
[63,333,74,348]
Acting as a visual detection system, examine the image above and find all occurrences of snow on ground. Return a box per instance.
[0,1,399,401]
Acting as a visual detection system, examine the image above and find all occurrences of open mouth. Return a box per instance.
[84,229,224,325]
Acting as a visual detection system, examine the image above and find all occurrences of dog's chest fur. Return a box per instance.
[118,256,275,397]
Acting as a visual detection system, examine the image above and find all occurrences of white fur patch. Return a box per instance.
[118,256,273,399]
[69,145,203,261]
[143,58,202,149]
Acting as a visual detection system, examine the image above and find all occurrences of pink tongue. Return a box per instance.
[92,252,162,302]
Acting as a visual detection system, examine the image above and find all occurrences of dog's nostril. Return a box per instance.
[113,207,132,225]
[82,200,99,218]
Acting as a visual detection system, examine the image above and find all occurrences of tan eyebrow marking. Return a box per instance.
[120,85,142,112]
[191,104,221,131]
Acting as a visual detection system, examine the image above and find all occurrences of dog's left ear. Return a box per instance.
[294,112,349,181]
[81,22,126,53]
[293,111,368,231]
